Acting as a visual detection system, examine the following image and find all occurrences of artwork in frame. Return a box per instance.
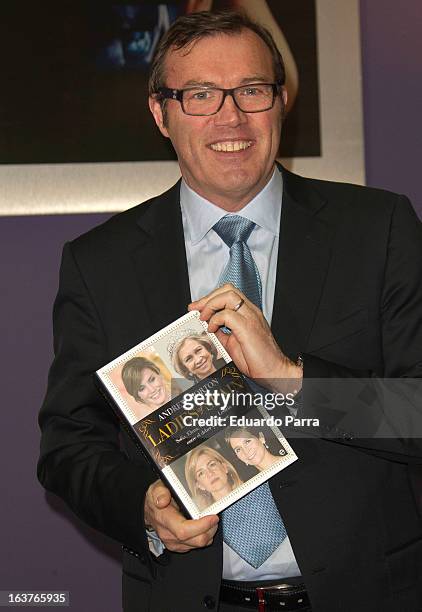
[0,0,364,215]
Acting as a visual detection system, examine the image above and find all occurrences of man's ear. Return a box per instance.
[281,86,288,110]
[149,96,169,138]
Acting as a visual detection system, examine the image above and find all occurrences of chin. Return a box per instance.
[221,173,253,190]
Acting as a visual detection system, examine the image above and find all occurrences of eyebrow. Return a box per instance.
[196,460,215,473]
[181,75,272,89]
[239,75,273,84]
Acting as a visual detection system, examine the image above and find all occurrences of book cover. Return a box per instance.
[95,311,297,519]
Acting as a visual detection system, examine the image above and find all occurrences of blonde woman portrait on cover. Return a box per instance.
[170,332,226,382]
[185,446,242,510]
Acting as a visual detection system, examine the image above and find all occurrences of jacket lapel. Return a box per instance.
[131,180,192,334]
[271,169,336,358]
[129,168,336,355]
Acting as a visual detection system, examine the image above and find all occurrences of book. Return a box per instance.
[95,311,297,518]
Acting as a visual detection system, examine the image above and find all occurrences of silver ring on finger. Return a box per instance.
[233,298,245,312]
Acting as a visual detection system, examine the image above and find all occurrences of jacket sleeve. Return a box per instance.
[300,195,422,461]
[37,242,157,555]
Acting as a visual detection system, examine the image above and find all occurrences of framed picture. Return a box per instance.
[0,0,364,215]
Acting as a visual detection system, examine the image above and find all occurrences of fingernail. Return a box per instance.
[155,495,163,506]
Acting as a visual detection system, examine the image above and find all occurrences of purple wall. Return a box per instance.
[0,215,117,611]
[0,2,420,610]
[361,0,422,212]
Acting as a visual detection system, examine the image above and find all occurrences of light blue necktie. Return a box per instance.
[213,215,262,309]
[213,215,287,568]
[222,483,287,568]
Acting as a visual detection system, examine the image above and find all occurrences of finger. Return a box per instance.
[188,283,233,307]
[169,496,180,510]
[149,481,172,508]
[206,309,250,336]
[166,543,193,553]
[163,519,219,550]
[153,505,189,544]
[161,531,215,553]
[171,514,219,543]
[189,284,244,311]
[157,503,218,536]
[155,521,198,553]
[183,522,219,545]
[164,534,215,553]
[214,328,229,348]
[173,521,219,550]
[180,531,217,549]
[199,291,253,323]
[157,512,218,551]
[214,329,249,371]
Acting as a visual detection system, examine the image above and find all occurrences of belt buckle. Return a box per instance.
[255,583,300,612]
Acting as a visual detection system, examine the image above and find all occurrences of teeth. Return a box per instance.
[210,141,252,152]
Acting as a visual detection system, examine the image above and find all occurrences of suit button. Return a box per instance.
[203,595,216,609]
[279,481,295,489]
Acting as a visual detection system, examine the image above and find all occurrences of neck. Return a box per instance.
[182,166,276,212]
[256,451,278,472]
[213,484,233,501]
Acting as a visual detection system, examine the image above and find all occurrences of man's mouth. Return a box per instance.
[210,140,252,152]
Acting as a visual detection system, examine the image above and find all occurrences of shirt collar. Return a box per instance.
[180,167,283,245]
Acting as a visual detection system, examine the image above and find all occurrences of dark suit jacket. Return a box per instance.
[38,168,422,612]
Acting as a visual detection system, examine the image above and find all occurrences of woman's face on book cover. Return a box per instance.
[178,338,215,379]
[229,433,266,468]
[195,452,230,499]
[136,367,168,408]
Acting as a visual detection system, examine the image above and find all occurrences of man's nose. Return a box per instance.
[214,93,246,126]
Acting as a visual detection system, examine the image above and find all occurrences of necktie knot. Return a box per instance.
[213,215,256,248]
[213,214,262,309]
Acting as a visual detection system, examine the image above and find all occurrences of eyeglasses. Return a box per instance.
[156,82,282,116]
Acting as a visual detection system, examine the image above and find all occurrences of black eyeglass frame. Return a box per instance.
[155,81,283,116]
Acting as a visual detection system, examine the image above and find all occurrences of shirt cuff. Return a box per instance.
[146,528,165,557]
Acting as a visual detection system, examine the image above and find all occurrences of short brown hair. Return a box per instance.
[121,357,161,403]
[148,10,285,97]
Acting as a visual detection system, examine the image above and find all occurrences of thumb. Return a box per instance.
[155,486,172,508]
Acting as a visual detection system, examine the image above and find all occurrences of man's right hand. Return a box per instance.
[144,480,219,553]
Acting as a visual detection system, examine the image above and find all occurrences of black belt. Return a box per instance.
[220,578,310,611]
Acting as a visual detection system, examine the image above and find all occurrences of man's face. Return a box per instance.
[149,30,286,210]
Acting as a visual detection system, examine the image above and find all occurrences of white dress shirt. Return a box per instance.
[181,169,281,324]
[180,167,301,581]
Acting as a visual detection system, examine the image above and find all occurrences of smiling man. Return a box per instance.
[38,10,422,612]
[149,27,284,212]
